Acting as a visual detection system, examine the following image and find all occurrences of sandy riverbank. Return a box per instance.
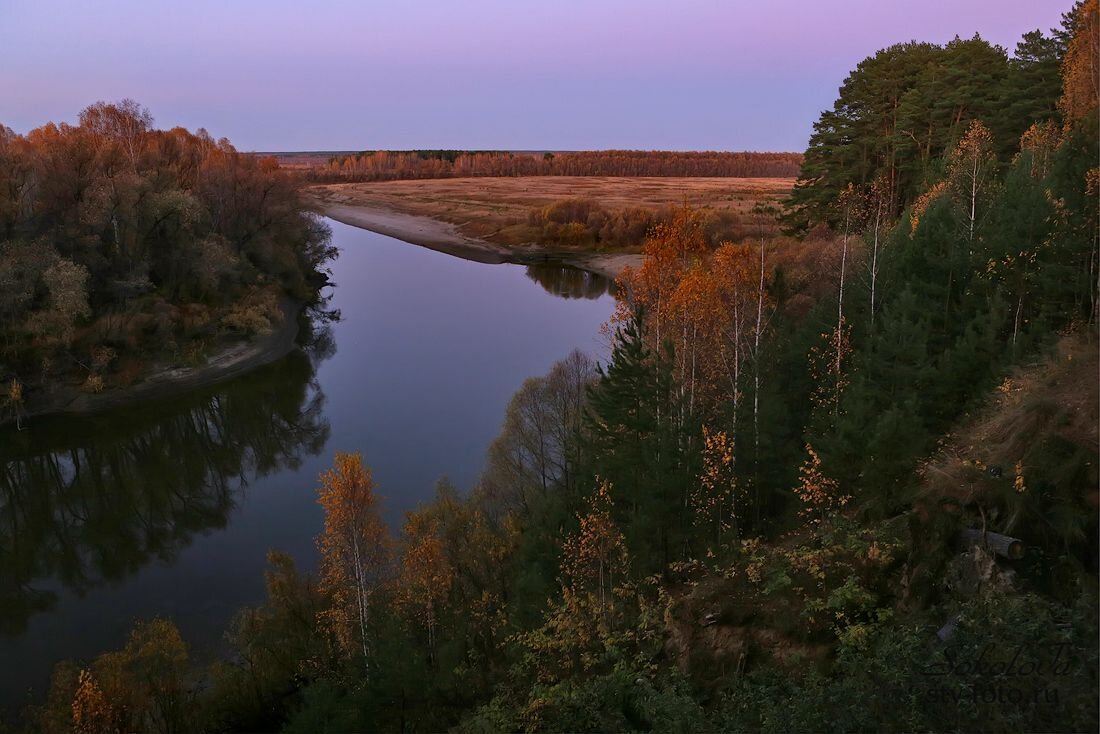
[317,200,643,280]
[5,300,303,428]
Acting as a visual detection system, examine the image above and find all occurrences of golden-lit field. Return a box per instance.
[307,176,794,248]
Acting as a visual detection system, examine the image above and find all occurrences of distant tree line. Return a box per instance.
[315,149,803,181]
[0,100,335,419]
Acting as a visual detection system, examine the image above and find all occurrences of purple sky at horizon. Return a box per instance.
[1,0,1069,152]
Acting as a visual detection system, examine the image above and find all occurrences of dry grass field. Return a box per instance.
[307,176,794,249]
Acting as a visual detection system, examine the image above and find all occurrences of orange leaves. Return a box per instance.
[694,425,739,543]
[621,212,770,416]
[944,119,998,245]
[621,205,708,321]
[396,510,454,632]
[710,241,764,352]
[947,122,997,209]
[71,670,114,734]
[909,180,948,236]
[794,444,850,527]
[560,479,628,611]
[700,426,735,483]
[949,120,996,174]
[808,317,852,413]
[7,377,22,403]
[835,182,867,230]
[315,452,389,662]
[618,207,763,417]
[1019,121,1061,180]
[55,618,192,734]
[321,150,802,182]
[316,453,388,584]
[1059,0,1100,127]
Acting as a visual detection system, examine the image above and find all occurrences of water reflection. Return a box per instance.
[524,264,611,299]
[0,222,615,718]
[0,328,332,635]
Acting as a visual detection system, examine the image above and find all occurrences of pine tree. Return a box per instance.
[585,309,688,571]
[999,30,1064,143]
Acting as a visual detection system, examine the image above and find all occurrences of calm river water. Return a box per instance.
[0,219,613,714]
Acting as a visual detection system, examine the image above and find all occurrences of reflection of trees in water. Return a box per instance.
[524,265,610,300]
[0,327,334,635]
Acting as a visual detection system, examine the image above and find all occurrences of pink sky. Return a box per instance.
[0,0,1071,151]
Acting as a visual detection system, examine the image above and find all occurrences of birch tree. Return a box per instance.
[560,479,629,624]
[396,510,453,666]
[316,452,389,667]
[948,120,997,251]
[864,178,890,332]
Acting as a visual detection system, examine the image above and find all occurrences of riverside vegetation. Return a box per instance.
[0,101,335,425]
[307,176,793,253]
[16,2,1100,732]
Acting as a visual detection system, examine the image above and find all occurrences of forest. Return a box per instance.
[0,103,335,426]
[316,150,803,181]
[19,1,1100,732]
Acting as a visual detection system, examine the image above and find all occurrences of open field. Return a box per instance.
[259,151,356,169]
[307,176,795,249]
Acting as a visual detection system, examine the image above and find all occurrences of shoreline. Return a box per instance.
[317,200,643,280]
[5,300,303,428]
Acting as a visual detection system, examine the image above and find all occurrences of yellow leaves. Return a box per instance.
[702,426,734,471]
[794,443,851,528]
[909,180,948,235]
[56,618,191,734]
[957,119,995,151]
[1014,461,1027,494]
[1059,0,1100,127]
[694,425,739,542]
[7,377,22,403]
[396,509,454,627]
[1087,167,1100,198]
[560,479,629,612]
[866,542,883,563]
[808,317,852,412]
[613,205,774,418]
[315,452,389,660]
[71,670,113,734]
[221,285,281,335]
[1019,121,1061,179]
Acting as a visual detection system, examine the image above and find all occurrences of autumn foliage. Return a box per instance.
[1058,0,1099,126]
[794,444,850,528]
[26,5,1100,732]
[0,100,334,414]
[316,149,802,181]
[560,479,629,615]
[396,509,454,663]
[316,452,389,663]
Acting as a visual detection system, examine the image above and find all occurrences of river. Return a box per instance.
[0,219,614,715]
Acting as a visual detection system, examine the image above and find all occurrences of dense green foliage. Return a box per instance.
[0,100,335,422]
[785,5,1081,231]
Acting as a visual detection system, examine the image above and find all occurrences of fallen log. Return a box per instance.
[958,528,1025,559]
